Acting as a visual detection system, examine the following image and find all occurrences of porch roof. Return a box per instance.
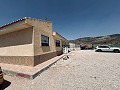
[0,17,32,35]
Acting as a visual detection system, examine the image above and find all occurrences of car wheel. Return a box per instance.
[97,49,102,52]
[113,49,119,53]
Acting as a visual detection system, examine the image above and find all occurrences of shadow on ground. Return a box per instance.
[98,51,120,53]
[0,80,11,90]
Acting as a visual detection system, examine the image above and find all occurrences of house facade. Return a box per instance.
[0,17,68,66]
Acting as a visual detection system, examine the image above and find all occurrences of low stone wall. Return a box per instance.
[34,50,63,66]
[0,56,34,66]
[56,50,63,56]
[0,50,63,66]
[34,52,57,66]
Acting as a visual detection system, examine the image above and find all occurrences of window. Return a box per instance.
[99,46,109,48]
[41,35,49,46]
[56,40,60,47]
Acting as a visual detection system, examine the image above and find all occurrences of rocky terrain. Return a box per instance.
[70,34,120,45]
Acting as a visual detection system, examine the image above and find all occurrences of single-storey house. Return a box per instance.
[0,17,68,66]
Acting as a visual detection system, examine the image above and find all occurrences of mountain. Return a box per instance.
[69,34,120,45]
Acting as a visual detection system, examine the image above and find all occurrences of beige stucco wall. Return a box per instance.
[0,27,34,56]
[53,36,63,52]
[26,19,56,56]
[33,27,56,56]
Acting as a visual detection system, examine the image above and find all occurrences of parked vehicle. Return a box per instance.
[0,67,4,88]
[95,45,120,53]
[81,46,86,50]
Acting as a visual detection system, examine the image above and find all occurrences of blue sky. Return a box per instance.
[0,0,120,40]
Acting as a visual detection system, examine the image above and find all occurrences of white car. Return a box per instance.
[95,45,120,53]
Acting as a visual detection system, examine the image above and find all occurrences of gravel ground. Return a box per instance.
[2,50,120,90]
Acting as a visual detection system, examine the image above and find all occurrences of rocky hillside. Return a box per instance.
[70,34,120,45]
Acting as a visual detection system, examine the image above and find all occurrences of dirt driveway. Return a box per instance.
[2,50,120,90]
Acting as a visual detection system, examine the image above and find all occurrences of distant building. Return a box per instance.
[69,43,80,50]
[0,17,68,66]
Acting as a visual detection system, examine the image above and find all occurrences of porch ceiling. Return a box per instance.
[0,23,32,35]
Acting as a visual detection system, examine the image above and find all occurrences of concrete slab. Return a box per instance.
[0,54,66,79]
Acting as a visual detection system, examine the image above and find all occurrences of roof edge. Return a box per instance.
[0,17,52,29]
[53,32,68,41]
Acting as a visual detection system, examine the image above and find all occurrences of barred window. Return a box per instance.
[56,40,60,47]
[41,35,49,46]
